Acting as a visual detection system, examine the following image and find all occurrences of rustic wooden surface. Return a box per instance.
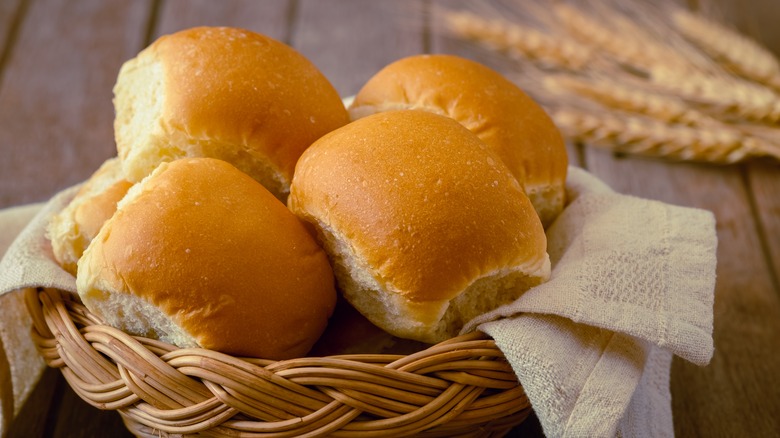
[0,0,778,436]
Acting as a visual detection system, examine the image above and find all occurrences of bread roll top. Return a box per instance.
[113,26,349,201]
[349,54,567,226]
[289,110,550,342]
[78,157,337,359]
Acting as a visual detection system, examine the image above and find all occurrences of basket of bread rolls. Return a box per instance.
[28,26,568,437]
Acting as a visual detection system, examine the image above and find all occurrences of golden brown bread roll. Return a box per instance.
[288,110,551,344]
[113,26,349,202]
[77,157,337,359]
[349,54,568,226]
[47,157,132,275]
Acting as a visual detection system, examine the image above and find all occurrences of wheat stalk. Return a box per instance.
[673,9,780,92]
[551,3,695,74]
[552,108,779,164]
[442,10,592,70]
[649,68,780,124]
[544,75,719,127]
[439,2,780,166]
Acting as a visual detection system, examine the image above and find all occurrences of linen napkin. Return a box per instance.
[0,202,49,435]
[464,166,716,437]
[0,166,716,437]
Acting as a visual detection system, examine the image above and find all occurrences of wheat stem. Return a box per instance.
[551,3,695,74]
[552,108,778,164]
[438,3,780,166]
[649,68,780,124]
[544,75,720,127]
[673,9,780,93]
[442,10,592,70]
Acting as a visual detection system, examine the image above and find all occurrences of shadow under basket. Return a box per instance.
[25,287,532,437]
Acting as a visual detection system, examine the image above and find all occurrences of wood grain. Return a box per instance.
[0,0,24,63]
[0,0,152,209]
[46,380,134,438]
[694,0,780,299]
[294,0,425,97]
[155,0,292,42]
[5,368,61,438]
[1,0,779,436]
[696,0,780,57]
[0,0,153,433]
[748,161,780,286]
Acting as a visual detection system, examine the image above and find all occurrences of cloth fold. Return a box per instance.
[464,167,716,437]
[465,167,716,366]
[0,202,49,436]
[0,186,80,296]
[0,166,717,437]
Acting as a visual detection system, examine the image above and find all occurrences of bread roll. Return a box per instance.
[77,157,336,359]
[349,54,568,227]
[288,110,551,344]
[113,26,349,202]
[47,157,132,275]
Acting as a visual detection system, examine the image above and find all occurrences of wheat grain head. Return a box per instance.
[442,10,593,70]
[551,3,695,74]
[673,8,780,92]
[544,74,720,127]
[650,68,780,124]
[552,108,777,164]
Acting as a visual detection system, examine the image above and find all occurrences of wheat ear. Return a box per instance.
[551,3,694,74]
[552,108,778,164]
[649,68,780,124]
[441,10,592,70]
[544,75,719,127]
[673,9,780,92]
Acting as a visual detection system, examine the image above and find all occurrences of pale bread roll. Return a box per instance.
[349,54,568,227]
[46,157,132,275]
[77,157,337,359]
[113,26,349,201]
[288,110,551,344]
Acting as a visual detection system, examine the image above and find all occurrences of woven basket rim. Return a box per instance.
[25,287,531,437]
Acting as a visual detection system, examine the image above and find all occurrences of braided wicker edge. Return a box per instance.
[24,287,532,437]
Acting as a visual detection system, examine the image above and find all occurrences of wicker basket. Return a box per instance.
[25,287,532,437]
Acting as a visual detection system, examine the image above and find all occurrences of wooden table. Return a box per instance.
[1,0,778,436]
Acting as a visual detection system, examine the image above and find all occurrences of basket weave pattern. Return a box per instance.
[25,287,531,437]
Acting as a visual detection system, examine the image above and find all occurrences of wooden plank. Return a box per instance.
[748,161,780,287]
[0,0,24,59]
[155,0,291,42]
[0,0,153,434]
[8,368,130,438]
[0,0,152,209]
[701,0,780,57]
[585,152,780,437]
[5,368,62,438]
[706,0,780,294]
[293,0,425,97]
[48,382,133,438]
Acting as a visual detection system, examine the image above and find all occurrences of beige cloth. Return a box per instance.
[0,202,49,436]
[0,167,716,437]
[464,166,716,437]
